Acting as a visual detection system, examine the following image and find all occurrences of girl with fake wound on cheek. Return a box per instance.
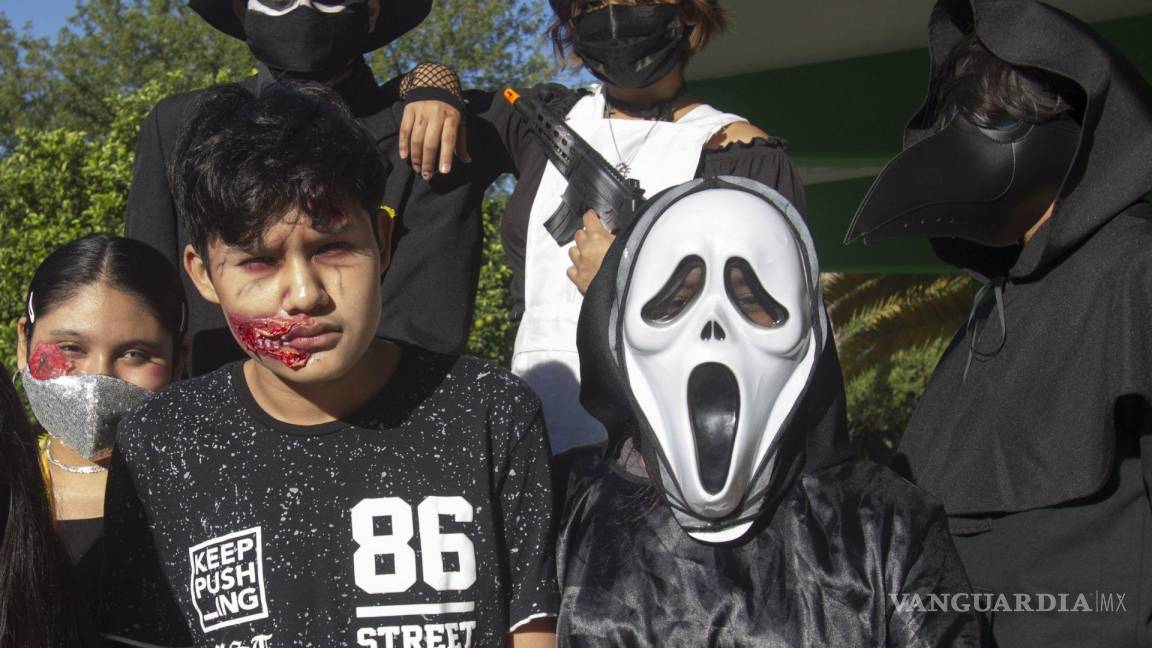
[14,234,186,601]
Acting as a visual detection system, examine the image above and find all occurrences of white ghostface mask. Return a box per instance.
[615,180,823,543]
[21,369,153,461]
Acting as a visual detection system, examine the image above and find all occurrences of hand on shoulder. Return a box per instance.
[705,121,772,150]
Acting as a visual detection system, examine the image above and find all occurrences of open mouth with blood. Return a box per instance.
[227,313,335,369]
[28,343,75,380]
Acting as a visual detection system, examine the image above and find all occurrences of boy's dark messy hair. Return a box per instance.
[931,32,1082,130]
[170,83,386,260]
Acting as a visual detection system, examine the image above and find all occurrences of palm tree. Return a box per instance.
[822,273,976,461]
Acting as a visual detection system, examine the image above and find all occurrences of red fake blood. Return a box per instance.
[227,313,313,369]
[28,343,75,380]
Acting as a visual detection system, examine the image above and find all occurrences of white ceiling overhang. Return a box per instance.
[687,0,1151,81]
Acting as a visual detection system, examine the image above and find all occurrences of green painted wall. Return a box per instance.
[693,13,1152,272]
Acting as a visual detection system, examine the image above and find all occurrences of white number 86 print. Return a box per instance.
[350,496,478,594]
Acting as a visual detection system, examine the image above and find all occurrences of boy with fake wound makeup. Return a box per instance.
[99,85,559,648]
[127,0,496,377]
[844,1,1152,645]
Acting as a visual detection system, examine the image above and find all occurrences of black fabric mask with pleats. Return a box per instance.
[571,3,686,89]
[244,1,370,77]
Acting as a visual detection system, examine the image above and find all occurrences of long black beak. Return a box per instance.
[843,123,1015,244]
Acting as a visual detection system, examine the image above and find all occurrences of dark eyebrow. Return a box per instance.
[117,338,166,352]
[45,328,88,339]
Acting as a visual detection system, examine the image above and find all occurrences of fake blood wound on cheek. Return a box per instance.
[226,313,315,369]
[28,343,75,380]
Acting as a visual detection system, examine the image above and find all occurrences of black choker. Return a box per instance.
[603,84,687,121]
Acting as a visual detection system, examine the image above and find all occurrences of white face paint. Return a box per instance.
[621,188,816,541]
[247,0,359,17]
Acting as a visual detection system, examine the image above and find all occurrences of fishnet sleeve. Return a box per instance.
[400,61,464,111]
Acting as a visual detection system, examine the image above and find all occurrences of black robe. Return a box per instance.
[890,2,1152,645]
[558,459,979,648]
[125,60,499,375]
[562,179,982,647]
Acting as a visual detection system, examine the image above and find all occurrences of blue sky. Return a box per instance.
[0,0,73,39]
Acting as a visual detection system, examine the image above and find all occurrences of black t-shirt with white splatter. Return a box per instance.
[100,345,558,648]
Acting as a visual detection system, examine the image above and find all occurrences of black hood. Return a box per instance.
[893,1,1152,517]
[577,177,853,531]
[906,0,1152,279]
[188,0,432,54]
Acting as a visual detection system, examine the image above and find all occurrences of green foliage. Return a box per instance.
[842,340,948,464]
[1,1,253,143]
[370,0,554,89]
[466,197,515,366]
[824,273,975,461]
[0,72,208,373]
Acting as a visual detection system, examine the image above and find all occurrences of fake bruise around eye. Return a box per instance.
[28,343,76,380]
[227,313,318,369]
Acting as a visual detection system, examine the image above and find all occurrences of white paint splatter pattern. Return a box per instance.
[101,348,560,647]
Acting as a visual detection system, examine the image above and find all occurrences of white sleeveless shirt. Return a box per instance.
[511,85,745,454]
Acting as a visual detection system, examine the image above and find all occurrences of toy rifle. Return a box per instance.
[504,88,645,245]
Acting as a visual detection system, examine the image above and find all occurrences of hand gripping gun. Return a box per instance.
[504,88,645,245]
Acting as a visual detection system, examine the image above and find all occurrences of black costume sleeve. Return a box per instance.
[99,436,192,647]
[464,84,586,323]
[375,96,497,354]
[124,102,180,265]
[494,405,560,631]
[466,83,583,179]
[699,137,808,216]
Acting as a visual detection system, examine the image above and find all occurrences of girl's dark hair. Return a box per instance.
[171,83,387,259]
[23,234,187,358]
[0,363,98,647]
[932,32,1081,129]
[548,0,727,64]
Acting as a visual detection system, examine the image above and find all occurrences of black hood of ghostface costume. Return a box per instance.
[846,0,1152,281]
[577,176,853,542]
[189,1,432,67]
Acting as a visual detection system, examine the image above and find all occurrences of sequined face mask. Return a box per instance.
[21,369,153,461]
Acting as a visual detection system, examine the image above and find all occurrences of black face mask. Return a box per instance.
[571,3,686,89]
[244,0,370,78]
[844,112,1081,247]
